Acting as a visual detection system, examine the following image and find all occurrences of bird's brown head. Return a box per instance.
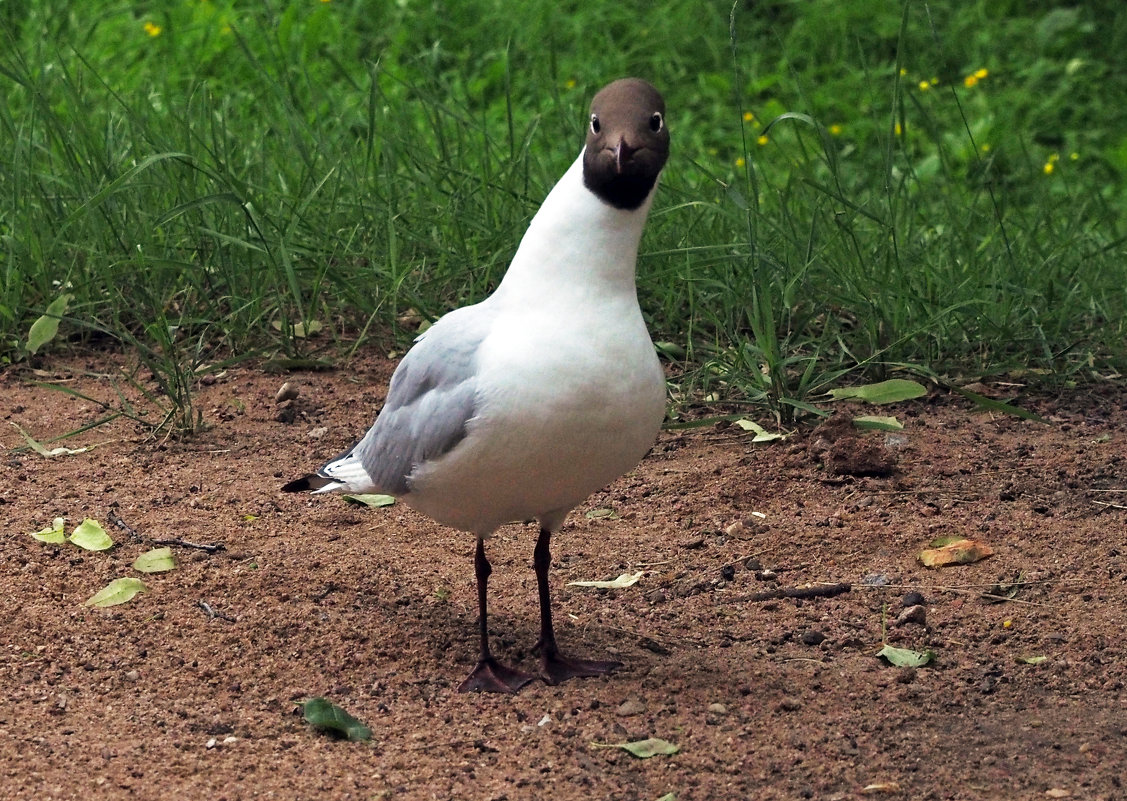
[582,78,669,211]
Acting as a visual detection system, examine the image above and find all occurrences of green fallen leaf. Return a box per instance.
[31,517,67,544]
[85,577,148,607]
[948,385,1046,423]
[655,794,678,801]
[830,379,927,404]
[591,737,680,759]
[584,507,620,520]
[877,644,935,667]
[69,518,114,551]
[734,419,787,442]
[271,319,323,338]
[853,415,904,431]
[1016,655,1048,665]
[342,493,396,508]
[26,293,73,355]
[303,697,372,742]
[568,571,643,589]
[132,547,177,573]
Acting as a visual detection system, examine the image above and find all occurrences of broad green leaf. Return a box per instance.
[568,571,643,589]
[84,577,147,607]
[877,644,935,667]
[584,507,620,520]
[830,379,927,404]
[26,294,73,355]
[31,517,67,544]
[132,547,177,573]
[734,419,787,442]
[853,415,904,431]
[69,518,114,551]
[1017,655,1048,665]
[591,737,680,758]
[342,494,396,508]
[303,697,372,742]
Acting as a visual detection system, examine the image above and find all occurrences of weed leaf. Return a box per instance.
[132,547,177,573]
[85,577,147,607]
[31,517,67,544]
[877,644,935,667]
[853,415,903,430]
[69,519,114,551]
[830,379,926,404]
[303,697,372,742]
[735,419,787,441]
[591,737,680,758]
[26,294,73,355]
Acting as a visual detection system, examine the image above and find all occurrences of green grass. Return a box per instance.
[2,0,1125,428]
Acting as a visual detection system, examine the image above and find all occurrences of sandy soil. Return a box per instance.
[2,353,1125,801]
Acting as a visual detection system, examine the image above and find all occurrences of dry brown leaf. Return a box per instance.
[918,538,994,568]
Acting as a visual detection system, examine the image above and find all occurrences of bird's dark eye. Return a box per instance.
[590,114,601,134]
[649,112,664,133]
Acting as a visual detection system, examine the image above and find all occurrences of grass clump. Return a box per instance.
[1,0,1124,429]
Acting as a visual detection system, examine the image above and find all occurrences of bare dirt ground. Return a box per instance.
[2,352,1125,801]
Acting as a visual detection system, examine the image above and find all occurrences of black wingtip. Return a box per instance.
[281,474,332,493]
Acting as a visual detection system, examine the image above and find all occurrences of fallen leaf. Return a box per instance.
[584,507,620,520]
[830,379,926,404]
[69,519,115,551]
[31,517,67,544]
[272,319,323,338]
[1045,790,1071,799]
[10,422,97,458]
[918,538,993,567]
[26,293,73,354]
[591,737,680,758]
[85,577,148,607]
[877,644,935,667]
[342,493,396,508]
[568,571,643,589]
[861,782,902,794]
[655,794,678,801]
[132,547,177,573]
[852,415,904,431]
[1017,655,1048,665]
[303,697,372,742]
[734,419,787,442]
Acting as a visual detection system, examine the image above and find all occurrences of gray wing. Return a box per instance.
[351,304,494,495]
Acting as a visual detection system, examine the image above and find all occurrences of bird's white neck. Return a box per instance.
[493,152,658,306]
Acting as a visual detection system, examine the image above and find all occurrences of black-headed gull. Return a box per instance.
[284,78,669,693]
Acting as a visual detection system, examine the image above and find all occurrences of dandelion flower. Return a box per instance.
[735,156,746,168]
[899,67,908,77]
[964,74,979,88]
[974,68,989,79]
[918,80,931,91]
[743,111,754,122]
[1043,161,1055,175]
[829,124,843,136]
[756,134,769,146]
[894,121,903,136]
[1070,152,1079,161]
[564,78,576,90]
[980,143,991,153]
[143,21,162,37]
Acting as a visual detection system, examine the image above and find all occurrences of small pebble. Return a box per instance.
[801,630,827,646]
[776,697,802,712]
[755,569,777,582]
[719,564,736,581]
[895,605,927,627]
[901,591,925,607]
[124,670,140,682]
[615,698,646,717]
[707,703,728,715]
[862,573,891,587]
[275,382,300,403]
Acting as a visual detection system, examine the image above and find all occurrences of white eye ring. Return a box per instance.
[649,112,664,133]
[590,114,601,134]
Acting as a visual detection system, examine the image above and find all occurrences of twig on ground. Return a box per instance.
[739,582,852,603]
[153,537,225,554]
[107,509,143,543]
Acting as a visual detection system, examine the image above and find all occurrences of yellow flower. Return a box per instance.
[756,134,769,146]
[974,68,989,79]
[1070,152,1079,161]
[735,156,746,168]
[918,80,931,91]
[1043,161,1054,175]
[894,121,903,136]
[980,143,991,153]
[964,75,978,88]
[143,21,162,37]
[899,67,908,77]
[829,124,843,136]
[564,78,576,90]
[742,111,754,122]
